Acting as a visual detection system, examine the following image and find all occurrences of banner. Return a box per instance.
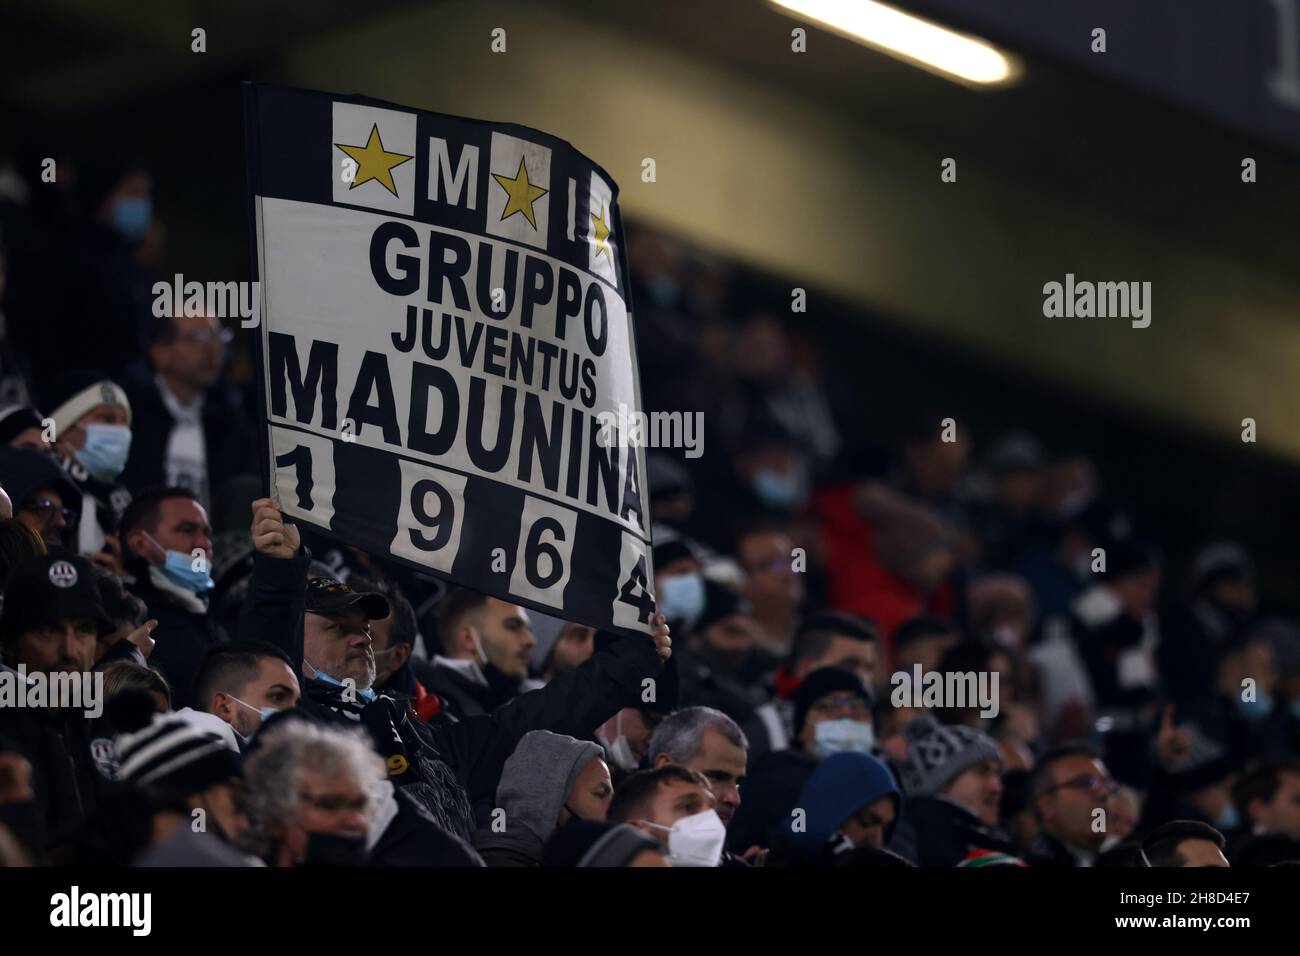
[244,83,656,637]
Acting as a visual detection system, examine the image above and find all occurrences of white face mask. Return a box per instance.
[601,712,640,772]
[605,734,639,771]
[647,809,727,867]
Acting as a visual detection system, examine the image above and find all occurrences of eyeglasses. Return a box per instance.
[811,694,870,716]
[179,328,233,346]
[1042,773,1119,796]
[22,499,75,524]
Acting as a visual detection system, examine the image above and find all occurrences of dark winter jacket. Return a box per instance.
[240,550,664,842]
[726,747,819,853]
[119,366,256,499]
[888,794,1021,866]
[127,567,228,710]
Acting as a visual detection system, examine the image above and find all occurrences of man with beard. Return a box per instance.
[0,553,145,848]
[425,586,537,720]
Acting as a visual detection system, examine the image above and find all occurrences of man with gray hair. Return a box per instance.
[649,707,750,832]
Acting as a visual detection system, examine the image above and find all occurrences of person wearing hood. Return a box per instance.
[769,751,902,866]
[0,446,82,550]
[43,372,135,572]
[888,716,1020,866]
[726,666,875,853]
[472,730,612,866]
[118,486,224,709]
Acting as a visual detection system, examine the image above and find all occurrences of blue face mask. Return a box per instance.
[110,196,152,242]
[229,695,283,743]
[753,469,802,510]
[311,667,376,702]
[75,423,132,482]
[658,573,705,629]
[1235,690,1274,723]
[812,718,875,758]
[155,545,214,594]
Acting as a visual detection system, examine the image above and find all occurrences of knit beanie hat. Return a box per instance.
[45,372,132,433]
[542,820,662,867]
[899,715,1001,796]
[113,692,241,795]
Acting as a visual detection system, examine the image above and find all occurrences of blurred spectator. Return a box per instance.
[0,447,80,549]
[888,717,1016,866]
[744,611,877,759]
[121,311,254,510]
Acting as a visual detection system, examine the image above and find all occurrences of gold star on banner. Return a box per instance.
[335,124,413,197]
[591,202,613,267]
[492,156,548,229]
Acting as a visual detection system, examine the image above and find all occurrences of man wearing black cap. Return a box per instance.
[240,497,672,843]
[0,553,144,847]
[0,446,82,549]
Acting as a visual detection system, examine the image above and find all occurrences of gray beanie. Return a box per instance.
[899,716,1002,796]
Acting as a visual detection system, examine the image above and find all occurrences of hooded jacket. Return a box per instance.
[778,752,902,865]
[472,730,603,866]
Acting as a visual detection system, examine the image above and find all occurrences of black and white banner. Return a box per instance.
[244,83,655,637]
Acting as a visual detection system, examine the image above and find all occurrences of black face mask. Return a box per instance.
[301,831,369,867]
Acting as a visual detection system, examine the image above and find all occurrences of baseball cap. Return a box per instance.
[304,577,390,620]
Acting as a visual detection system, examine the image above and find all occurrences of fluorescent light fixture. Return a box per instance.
[771,0,1022,87]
